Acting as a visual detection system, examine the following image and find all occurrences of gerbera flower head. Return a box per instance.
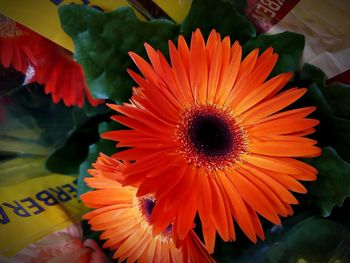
[81,153,214,263]
[103,29,321,252]
[0,14,36,73]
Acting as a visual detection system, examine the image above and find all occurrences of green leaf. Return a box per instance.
[266,217,349,263]
[77,121,121,197]
[307,147,350,217]
[234,217,350,263]
[8,84,88,150]
[0,108,48,156]
[228,0,248,15]
[83,99,109,117]
[180,0,256,42]
[243,32,305,76]
[59,5,178,104]
[302,83,333,119]
[301,63,350,119]
[299,63,325,85]
[45,118,101,175]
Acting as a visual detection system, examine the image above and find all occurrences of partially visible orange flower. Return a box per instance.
[0,15,36,73]
[28,37,102,107]
[103,29,321,252]
[0,14,101,107]
[81,153,215,263]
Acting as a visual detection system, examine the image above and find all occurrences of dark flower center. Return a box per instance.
[139,196,172,236]
[177,105,246,170]
[143,197,156,220]
[188,113,234,157]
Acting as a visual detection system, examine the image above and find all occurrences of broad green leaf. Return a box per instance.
[77,121,121,197]
[59,5,178,104]
[243,32,304,77]
[301,63,350,119]
[0,108,47,156]
[7,84,88,150]
[228,0,247,15]
[0,98,48,156]
[266,217,349,263]
[83,99,109,117]
[180,0,256,42]
[302,83,333,119]
[45,120,101,175]
[0,84,98,179]
[299,63,326,86]
[232,217,349,263]
[306,147,350,217]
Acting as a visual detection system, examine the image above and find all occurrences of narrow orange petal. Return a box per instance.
[218,173,257,243]
[177,35,190,77]
[248,118,319,136]
[240,163,299,204]
[235,72,292,115]
[128,51,161,86]
[226,168,281,224]
[216,41,242,105]
[83,204,132,220]
[81,190,133,209]
[238,168,288,216]
[241,88,307,124]
[206,38,223,104]
[214,176,236,240]
[236,48,259,80]
[168,40,193,105]
[208,176,229,240]
[201,222,216,254]
[268,172,308,193]
[246,205,265,240]
[249,141,321,157]
[256,106,316,124]
[223,50,278,110]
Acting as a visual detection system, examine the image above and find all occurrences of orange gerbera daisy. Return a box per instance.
[103,29,321,252]
[0,15,36,73]
[81,153,215,263]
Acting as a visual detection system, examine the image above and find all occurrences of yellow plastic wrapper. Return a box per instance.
[0,0,192,52]
[0,174,87,256]
[0,0,137,52]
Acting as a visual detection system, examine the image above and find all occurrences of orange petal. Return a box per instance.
[226,168,281,224]
[241,88,307,124]
[249,141,321,157]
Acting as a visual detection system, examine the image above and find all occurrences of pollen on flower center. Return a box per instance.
[177,105,246,170]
